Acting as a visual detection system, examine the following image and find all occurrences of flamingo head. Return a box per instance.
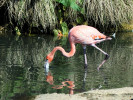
[46,54,53,63]
[44,55,53,75]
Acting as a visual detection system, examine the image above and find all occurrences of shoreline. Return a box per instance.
[34,87,133,100]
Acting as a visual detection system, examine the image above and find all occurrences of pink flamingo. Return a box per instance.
[44,25,112,72]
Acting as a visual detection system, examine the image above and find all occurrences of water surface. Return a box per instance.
[0,32,133,100]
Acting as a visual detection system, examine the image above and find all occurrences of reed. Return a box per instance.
[2,0,133,32]
[7,0,57,31]
[0,0,6,7]
[82,0,133,27]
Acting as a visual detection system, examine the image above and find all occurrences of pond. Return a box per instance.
[0,31,133,100]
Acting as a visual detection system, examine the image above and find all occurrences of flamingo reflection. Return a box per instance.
[46,71,75,95]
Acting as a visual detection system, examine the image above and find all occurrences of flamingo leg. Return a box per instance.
[83,45,88,69]
[91,44,109,71]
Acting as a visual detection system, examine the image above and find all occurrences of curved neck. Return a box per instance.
[49,42,76,58]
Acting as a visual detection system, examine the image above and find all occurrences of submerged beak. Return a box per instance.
[44,60,49,75]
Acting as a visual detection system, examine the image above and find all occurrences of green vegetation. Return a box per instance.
[8,0,57,33]
[56,0,80,11]
[0,0,133,34]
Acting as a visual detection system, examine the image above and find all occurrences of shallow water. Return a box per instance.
[0,32,133,100]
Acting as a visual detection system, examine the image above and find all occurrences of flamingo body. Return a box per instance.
[45,25,112,73]
[69,25,107,45]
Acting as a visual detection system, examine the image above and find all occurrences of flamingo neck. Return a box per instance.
[48,42,76,62]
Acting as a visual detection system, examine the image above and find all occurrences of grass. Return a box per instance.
[82,0,133,27]
[8,0,57,32]
[0,0,6,8]
[2,0,133,33]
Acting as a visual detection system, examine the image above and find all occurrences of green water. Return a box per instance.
[0,32,133,100]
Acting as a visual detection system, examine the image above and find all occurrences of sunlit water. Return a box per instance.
[0,32,133,100]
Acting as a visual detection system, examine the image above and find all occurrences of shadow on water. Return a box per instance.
[0,31,133,100]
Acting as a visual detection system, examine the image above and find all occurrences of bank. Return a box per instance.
[34,87,133,100]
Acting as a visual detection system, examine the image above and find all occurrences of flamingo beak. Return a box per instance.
[106,36,112,40]
[44,60,49,75]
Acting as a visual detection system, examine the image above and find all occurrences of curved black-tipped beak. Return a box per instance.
[44,60,49,75]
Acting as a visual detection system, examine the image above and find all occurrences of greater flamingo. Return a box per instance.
[45,25,112,73]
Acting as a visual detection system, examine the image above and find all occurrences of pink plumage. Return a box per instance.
[69,25,109,45]
[45,25,112,73]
